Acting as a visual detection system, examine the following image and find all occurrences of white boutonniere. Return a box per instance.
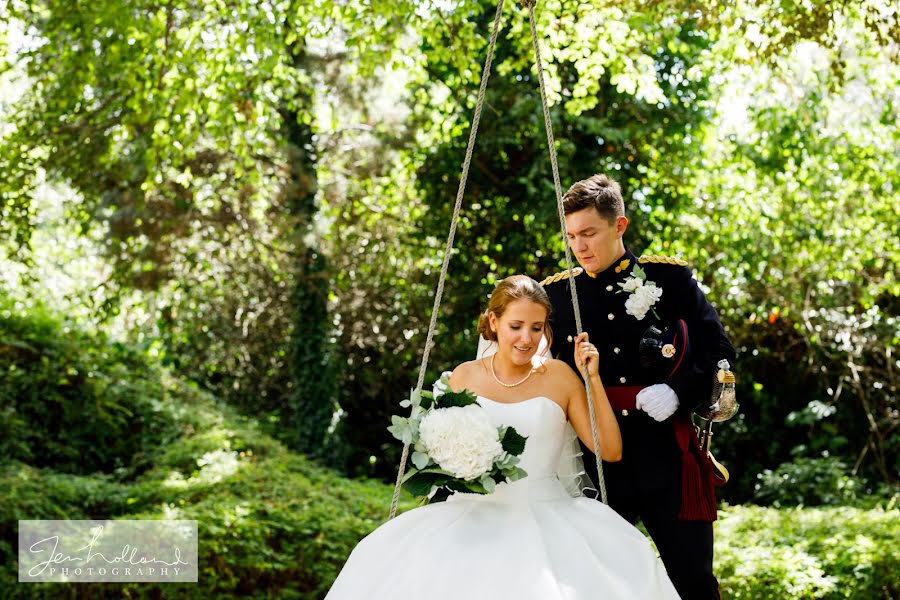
[618,265,662,320]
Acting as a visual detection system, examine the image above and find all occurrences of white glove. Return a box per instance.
[636,384,680,422]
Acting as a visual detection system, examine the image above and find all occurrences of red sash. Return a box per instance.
[605,386,718,522]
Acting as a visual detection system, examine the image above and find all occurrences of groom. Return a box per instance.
[541,174,736,600]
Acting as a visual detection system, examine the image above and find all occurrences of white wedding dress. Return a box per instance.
[325,395,680,599]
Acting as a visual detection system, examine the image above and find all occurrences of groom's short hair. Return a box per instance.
[562,174,625,223]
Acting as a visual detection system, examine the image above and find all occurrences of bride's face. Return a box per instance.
[490,299,547,366]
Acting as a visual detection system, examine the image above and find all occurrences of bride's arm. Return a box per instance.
[559,339,622,462]
[568,373,622,462]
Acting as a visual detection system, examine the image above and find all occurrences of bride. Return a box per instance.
[326,275,679,599]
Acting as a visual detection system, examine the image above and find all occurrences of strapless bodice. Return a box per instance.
[476,396,567,480]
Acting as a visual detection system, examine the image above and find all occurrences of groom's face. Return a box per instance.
[565,208,627,274]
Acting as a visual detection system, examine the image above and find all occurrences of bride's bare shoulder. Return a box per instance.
[543,359,580,387]
[449,359,486,390]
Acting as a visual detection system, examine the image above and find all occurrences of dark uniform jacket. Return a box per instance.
[542,248,736,495]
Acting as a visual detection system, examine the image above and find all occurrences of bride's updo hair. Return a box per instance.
[477,275,553,346]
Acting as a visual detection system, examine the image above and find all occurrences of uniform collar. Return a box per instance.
[585,248,637,285]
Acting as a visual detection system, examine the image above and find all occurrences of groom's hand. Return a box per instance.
[635,384,679,421]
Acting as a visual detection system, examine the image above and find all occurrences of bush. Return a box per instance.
[0,300,411,598]
[716,503,900,599]
[753,456,868,507]
[0,300,180,476]
[0,391,405,599]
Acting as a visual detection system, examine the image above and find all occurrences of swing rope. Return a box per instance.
[522,0,608,504]
[388,0,508,520]
[389,0,607,519]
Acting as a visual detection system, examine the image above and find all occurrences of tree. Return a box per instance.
[0,0,414,453]
[2,0,896,495]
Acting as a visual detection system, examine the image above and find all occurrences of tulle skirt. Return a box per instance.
[325,476,680,599]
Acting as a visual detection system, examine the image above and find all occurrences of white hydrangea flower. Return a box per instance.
[418,404,503,481]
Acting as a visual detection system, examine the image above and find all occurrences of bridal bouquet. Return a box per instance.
[388,373,528,503]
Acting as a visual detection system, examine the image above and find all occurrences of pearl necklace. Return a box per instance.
[490,353,534,388]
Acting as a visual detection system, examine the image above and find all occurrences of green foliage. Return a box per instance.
[0,0,349,459]
[0,0,420,273]
[276,76,337,457]
[753,456,868,507]
[0,451,399,599]
[0,297,180,476]
[680,7,900,499]
[715,503,900,599]
[433,389,479,409]
[0,304,408,599]
[3,0,287,261]
[2,0,898,496]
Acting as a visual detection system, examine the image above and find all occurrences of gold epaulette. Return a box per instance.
[539,267,583,286]
[638,255,688,267]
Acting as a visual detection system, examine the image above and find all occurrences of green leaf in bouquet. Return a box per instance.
[437,388,478,408]
[446,479,478,493]
[500,426,527,456]
[388,425,411,445]
[419,390,435,411]
[479,474,496,493]
[461,480,488,494]
[404,473,437,497]
[401,387,434,411]
[403,471,449,498]
[417,466,453,475]
[631,265,646,280]
[401,465,450,484]
[386,416,411,443]
[494,452,520,470]
[411,451,430,470]
[430,488,453,503]
[504,466,528,482]
[400,388,419,410]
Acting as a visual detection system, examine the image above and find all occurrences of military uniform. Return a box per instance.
[542,248,735,600]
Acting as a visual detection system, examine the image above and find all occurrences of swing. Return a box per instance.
[389,0,608,519]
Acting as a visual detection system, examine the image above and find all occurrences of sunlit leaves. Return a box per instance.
[2,0,897,487]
